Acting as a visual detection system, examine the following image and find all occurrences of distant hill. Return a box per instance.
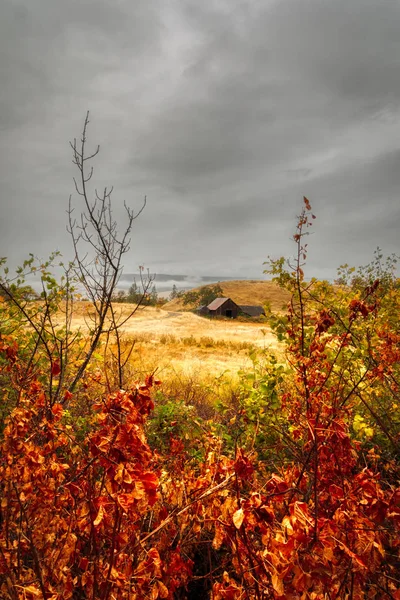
[118,273,253,293]
[164,280,291,313]
[120,273,241,283]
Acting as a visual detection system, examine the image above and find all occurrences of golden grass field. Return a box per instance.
[68,280,288,381]
[70,303,279,379]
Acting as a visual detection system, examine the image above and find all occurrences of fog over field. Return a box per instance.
[1,0,400,281]
[119,273,245,294]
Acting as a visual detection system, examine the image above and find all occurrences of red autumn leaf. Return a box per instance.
[266,474,288,497]
[141,471,159,505]
[234,448,254,480]
[258,504,275,523]
[51,360,61,376]
[316,310,335,334]
[170,436,184,455]
[5,342,18,364]
[158,506,169,521]
[329,484,344,500]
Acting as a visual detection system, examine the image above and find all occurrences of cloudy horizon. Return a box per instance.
[1,0,400,285]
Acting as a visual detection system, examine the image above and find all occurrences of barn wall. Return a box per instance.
[210,298,239,318]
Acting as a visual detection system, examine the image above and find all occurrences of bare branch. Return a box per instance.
[67,113,147,392]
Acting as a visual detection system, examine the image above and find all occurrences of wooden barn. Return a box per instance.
[195,305,210,316]
[206,297,240,318]
[238,305,265,317]
[197,298,266,319]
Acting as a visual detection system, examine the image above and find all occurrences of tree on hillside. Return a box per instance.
[111,289,127,302]
[182,283,223,306]
[126,280,159,306]
[169,284,180,300]
[127,280,141,304]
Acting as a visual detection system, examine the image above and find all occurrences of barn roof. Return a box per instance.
[207,297,231,310]
[239,305,265,317]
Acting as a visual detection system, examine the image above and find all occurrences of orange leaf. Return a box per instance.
[340,542,368,569]
[158,581,169,598]
[52,403,63,418]
[212,523,225,550]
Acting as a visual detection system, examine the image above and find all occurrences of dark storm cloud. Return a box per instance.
[1,0,400,282]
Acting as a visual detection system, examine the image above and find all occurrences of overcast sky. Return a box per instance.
[1,0,400,284]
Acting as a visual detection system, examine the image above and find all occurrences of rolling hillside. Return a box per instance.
[164,279,290,313]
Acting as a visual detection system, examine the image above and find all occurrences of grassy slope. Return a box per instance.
[164,279,290,313]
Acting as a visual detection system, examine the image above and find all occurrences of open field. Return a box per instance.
[68,301,281,379]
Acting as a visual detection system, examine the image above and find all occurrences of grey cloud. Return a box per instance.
[0,0,164,128]
[1,0,400,282]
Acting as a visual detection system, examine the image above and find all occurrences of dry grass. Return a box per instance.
[164,279,290,312]
[66,302,281,379]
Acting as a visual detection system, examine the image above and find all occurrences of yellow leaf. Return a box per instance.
[20,586,41,597]
[271,572,284,595]
[281,515,294,535]
[93,505,104,527]
[132,481,145,499]
[232,508,245,529]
